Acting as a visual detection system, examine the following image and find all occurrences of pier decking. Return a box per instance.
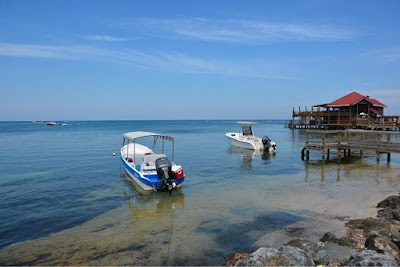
[301,129,400,162]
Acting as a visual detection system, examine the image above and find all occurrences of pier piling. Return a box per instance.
[301,129,400,163]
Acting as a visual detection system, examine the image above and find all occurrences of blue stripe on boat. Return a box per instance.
[121,157,184,189]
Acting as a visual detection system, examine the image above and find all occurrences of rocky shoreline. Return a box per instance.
[227,194,400,266]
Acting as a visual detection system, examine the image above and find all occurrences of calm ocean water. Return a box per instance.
[0,120,399,265]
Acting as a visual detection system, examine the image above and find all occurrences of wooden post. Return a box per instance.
[328,108,330,125]
[292,107,295,126]
[338,132,342,160]
[327,149,330,159]
[388,153,391,162]
[322,133,326,161]
[357,104,359,123]
[377,133,381,162]
[306,131,310,160]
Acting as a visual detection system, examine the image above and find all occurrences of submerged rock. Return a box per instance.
[235,246,314,266]
[365,235,400,261]
[377,196,400,210]
[345,217,391,238]
[286,239,329,265]
[341,250,399,266]
[320,232,357,248]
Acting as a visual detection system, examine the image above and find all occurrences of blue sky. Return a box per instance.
[0,0,399,121]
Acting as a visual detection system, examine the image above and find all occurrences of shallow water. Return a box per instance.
[0,120,399,265]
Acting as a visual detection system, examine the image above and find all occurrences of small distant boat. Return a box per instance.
[32,121,43,123]
[121,131,185,191]
[46,121,61,126]
[226,121,276,152]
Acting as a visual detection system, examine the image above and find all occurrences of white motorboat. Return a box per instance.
[46,121,62,126]
[226,121,276,152]
[121,131,185,191]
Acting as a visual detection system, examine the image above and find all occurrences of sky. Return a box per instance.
[0,0,399,121]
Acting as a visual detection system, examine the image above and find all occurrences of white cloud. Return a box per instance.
[79,34,130,42]
[128,17,359,44]
[361,47,400,63]
[0,42,290,79]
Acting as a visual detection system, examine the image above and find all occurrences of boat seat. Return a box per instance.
[142,154,166,171]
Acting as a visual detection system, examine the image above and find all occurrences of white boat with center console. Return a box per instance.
[46,121,62,126]
[226,121,276,152]
[121,131,185,191]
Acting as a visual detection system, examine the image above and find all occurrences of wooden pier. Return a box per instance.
[301,129,400,162]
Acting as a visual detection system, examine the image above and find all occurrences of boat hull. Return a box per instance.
[121,156,184,191]
[226,133,262,150]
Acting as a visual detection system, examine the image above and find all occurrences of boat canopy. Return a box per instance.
[123,131,174,142]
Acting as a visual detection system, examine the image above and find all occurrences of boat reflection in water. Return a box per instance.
[227,146,275,170]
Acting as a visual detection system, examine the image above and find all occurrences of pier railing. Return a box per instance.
[302,129,400,161]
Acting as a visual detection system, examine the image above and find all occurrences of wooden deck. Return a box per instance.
[301,129,400,162]
[288,107,400,130]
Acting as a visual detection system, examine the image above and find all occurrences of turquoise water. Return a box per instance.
[0,120,399,265]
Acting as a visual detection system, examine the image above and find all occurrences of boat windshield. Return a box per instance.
[241,126,253,136]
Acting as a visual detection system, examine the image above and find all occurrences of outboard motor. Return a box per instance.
[155,157,174,191]
[262,136,277,152]
[262,136,272,148]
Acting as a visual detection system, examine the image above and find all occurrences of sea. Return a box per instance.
[0,120,399,265]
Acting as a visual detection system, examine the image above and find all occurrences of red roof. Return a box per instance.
[370,107,382,115]
[369,98,386,107]
[326,91,386,107]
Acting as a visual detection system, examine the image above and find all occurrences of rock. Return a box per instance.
[378,209,396,221]
[394,210,400,221]
[392,231,400,242]
[341,250,399,266]
[235,246,314,266]
[365,235,400,261]
[226,253,251,267]
[279,246,315,266]
[377,195,400,210]
[327,258,341,266]
[286,239,329,265]
[235,247,281,266]
[320,232,357,248]
[377,208,400,221]
[345,217,391,237]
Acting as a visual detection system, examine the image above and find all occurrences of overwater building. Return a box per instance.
[288,91,399,130]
